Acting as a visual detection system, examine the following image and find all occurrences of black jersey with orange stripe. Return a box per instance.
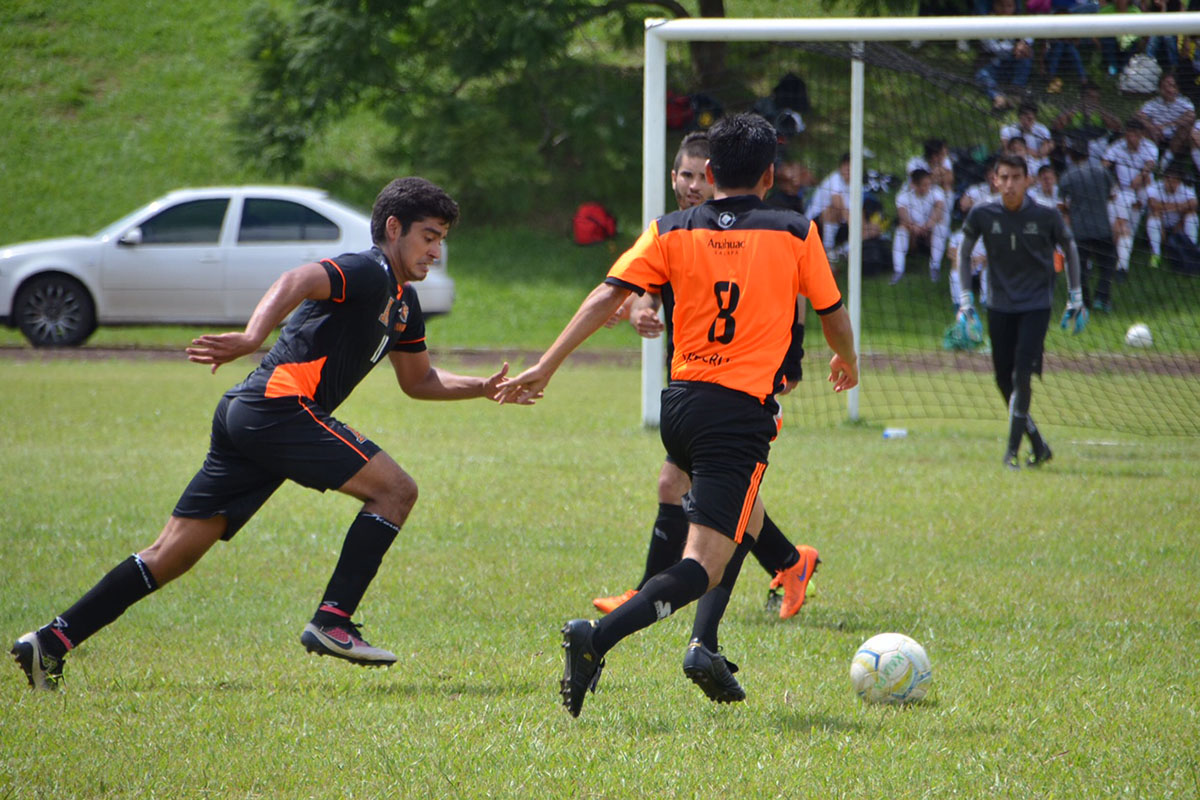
[606,194,841,402]
[229,246,427,412]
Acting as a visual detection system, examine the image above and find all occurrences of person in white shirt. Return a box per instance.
[947,229,989,309]
[1146,162,1199,269]
[805,153,851,261]
[1103,118,1161,274]
[959,160,999,218]
[1001,101,1054,170]
[1030,164,1060,208]
[906,138,954,268]
[1136,74,1196,159]
[892,168,947,284]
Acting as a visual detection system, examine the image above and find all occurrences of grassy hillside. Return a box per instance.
[0,0,834,244]
[0,1,264,243]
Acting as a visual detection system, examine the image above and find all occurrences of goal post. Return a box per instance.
[640,12,1200,430]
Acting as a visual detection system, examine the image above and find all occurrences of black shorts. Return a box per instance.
[988,307,1051,381]
[173,393,381,539]
[659,381,775,543]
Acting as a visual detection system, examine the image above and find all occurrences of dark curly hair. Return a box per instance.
[371,177,460,245]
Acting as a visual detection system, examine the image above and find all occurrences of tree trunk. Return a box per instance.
[689,0,726,89]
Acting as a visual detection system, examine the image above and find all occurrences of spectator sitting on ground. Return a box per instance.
[805,153,852,262]
[959,158,1000,217]
[1001,101,1055,167]
[1006,135,1043,178]
[766,158,814,214]
[975,0,1035,111]
[1103,117,1161,276]
[1136,73,1197,161]
[947,228,989,311]
[892,168,948,284]
[906,138,955,254]
[1146,160,1199,268]
[1030,163,1061,207]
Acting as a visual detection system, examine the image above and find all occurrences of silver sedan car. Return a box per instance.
[0,186,454,346]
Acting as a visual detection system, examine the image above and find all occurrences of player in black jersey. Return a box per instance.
[956,154,1087,471]
[11,177,530,691]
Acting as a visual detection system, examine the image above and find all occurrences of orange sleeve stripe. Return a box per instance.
[733,462,768,544]
[297,398,370,462]
[264,357,327,399]
[321,259,347,303]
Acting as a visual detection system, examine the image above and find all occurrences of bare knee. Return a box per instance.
[657,462,690,504]
[341,453,418,525]
[364,471,417,526]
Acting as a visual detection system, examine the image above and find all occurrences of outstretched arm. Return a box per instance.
[389,351,536,403]
[495,282,631,404]
[186,261,330,373]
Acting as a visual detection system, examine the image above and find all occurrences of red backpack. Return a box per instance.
[572,202,617,245]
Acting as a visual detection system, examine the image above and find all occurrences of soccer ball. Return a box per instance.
[1124,322,1153,348]
[850,632,932,705]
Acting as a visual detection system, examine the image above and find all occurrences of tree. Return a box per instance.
[237,0,728,219]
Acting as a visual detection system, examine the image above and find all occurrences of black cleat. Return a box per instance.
[560,619,604,718]
[1003,451,1021,471]
[682,639,745,703]
[11,632,64,691]
[1027,440,1053,467]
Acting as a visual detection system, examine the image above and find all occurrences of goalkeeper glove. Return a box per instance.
[1060,289,1089,335]
[955,292,984,344]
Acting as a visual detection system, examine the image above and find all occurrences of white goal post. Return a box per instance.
[639,12,1200,426]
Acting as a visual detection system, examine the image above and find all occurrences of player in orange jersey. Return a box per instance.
[497,113,857,716]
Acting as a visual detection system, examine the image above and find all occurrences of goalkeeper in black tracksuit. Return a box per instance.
[955,153,1087,470]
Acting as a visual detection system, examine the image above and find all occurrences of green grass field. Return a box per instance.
[2,356,1197,798]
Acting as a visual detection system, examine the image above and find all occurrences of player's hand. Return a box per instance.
[1060,289,1089,335]
[778,376,800,396]
[630,307,665,338]
[955,292,984,344]
[494,362,554,405]
[604,295,635,328]
[186,332,261,373]
[828,353,858,393]
[481,362,541,404]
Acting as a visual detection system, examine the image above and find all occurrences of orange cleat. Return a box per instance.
[767,546,820,620]
[592,589,637,614]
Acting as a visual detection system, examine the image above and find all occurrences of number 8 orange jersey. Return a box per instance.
[606,195,842,402]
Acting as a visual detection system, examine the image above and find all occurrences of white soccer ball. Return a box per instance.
[1124,322,1153,348]
[850,632,932,705]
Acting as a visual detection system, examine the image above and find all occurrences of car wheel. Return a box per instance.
[15,274,97,347]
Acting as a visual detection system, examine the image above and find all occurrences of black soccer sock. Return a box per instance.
[1025,414,1046,451]
[751,512,798,577]
[636,503,688,589]
[691,539,752,651]
[313,511,401,624]
[1007,409,1027,455]
[592,558,709,657]
[37,553,159,658]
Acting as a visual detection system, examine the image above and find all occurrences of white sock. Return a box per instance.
[1116,234,1133,271]
[1147,217,1162,256]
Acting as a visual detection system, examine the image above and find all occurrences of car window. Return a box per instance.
[238,198,340,243]
[139,199,229,244]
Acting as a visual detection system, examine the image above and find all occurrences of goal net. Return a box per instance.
[643,14,1200,437]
